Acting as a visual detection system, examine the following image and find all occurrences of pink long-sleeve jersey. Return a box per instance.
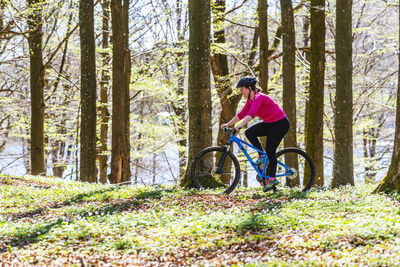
[236,92,286,123]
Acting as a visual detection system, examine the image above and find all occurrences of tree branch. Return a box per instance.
[225,0,249,16]
[43,23,79,71]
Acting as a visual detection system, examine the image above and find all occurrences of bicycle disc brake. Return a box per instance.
[287,169,298,180]
[211,166,223,182]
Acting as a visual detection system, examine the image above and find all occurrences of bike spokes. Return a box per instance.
[276,148,315,191]
[191,146,241,194]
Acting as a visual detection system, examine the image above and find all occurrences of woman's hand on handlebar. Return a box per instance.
[221,123,229,129]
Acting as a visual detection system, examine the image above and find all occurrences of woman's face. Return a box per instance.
[240,86,250,98]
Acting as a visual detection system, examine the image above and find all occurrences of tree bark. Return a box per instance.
[110,0,129,184]
[171,0,187,179]
[0,1,5,30]
[180,0,212,188]
[280,0,299,186]
[211,0,241,184]
[152,154,156,185]
[27,0,45,175]
[99,0,111,183]
[133,100,145,185]
[305,0,325,186]
[248,28,259,68]
[123,0,131,181]
[79,0,97,182]
[173,71,187,179]
[373,3,400,193]
[258,0,268,93]
[48,6,73,178]
[211,0,241,147]
[332,0,354,187]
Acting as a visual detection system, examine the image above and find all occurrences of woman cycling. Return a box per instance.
[221,76,290,191]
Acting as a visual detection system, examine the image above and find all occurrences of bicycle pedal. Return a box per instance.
[262,185,277,192]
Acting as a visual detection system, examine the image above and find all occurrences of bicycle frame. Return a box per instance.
[216,133,294,179]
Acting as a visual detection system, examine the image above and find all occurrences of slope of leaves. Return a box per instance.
[1,175,400,266]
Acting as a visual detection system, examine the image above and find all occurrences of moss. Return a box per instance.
[196,174,228,189]
[179,172,195,189]
[179,171,227,190]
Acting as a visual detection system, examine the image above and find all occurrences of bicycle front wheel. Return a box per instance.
[276,148,315,191]
[191,146,241,194]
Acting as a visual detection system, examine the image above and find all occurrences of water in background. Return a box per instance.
[0,141,390,186]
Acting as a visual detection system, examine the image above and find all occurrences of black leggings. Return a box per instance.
[245,117,290,177]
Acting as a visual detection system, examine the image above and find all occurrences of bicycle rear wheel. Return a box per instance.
[191,146,241,194]
[276,148,315,191]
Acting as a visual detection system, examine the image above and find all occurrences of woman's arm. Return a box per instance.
[221,116,240,128]
[237,115,253,130]
[236,99,251,120]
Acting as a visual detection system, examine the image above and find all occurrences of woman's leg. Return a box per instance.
[245,122,268,155]
[265,117,290,177]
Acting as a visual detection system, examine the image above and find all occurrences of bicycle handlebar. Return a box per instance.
[222,127,237,135]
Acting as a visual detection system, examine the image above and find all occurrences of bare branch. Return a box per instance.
[225,0,249,16]
[43,23,79,71]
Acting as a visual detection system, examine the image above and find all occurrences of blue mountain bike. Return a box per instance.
[191,128,315,194]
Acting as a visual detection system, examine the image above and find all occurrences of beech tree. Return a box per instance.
[79,0,97,182]
[99,0,111,183]
[180,0,212,187]
[123,0,131,180]
[280,0,299,186]
[258,0,268,92]
[27,0,45,175]
[373,2,400,193]
[110,0,130,184]
[305,0,325,186]
[172,0,188,179]
[332,0,354,187]
[211,0,241,147]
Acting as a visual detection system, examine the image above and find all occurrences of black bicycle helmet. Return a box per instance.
[236,76,258,88]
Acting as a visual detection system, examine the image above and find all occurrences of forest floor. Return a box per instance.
[1,175,400,266]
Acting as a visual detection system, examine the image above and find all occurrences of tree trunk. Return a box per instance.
[110,0,129,184]
[211,0,241,184]
[248,29,259,69]
[362,128,373,183]
[27,0,45,175]
[243,162,248,187]
[49,9,73,179]
[373,3,400,193]
[123,0,131,180]
[152,153,156,185]
[0,1,5,30]
[133,100,145,185]
[258,0,268,92]
[305,0,325,186]
[332,0,354,187]
[173,79,187,179]
[79,0,97,183]
[179,0,212,188]
[51,140,71,178]
[99,0,111,183]
[171,0,187,180]
[280,0,298,186]
[211,0,241,146]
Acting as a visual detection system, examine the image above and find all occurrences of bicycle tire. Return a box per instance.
[191,146,241,194]
[276,148,315,191]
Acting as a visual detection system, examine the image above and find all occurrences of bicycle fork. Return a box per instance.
[215,141,232,174]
